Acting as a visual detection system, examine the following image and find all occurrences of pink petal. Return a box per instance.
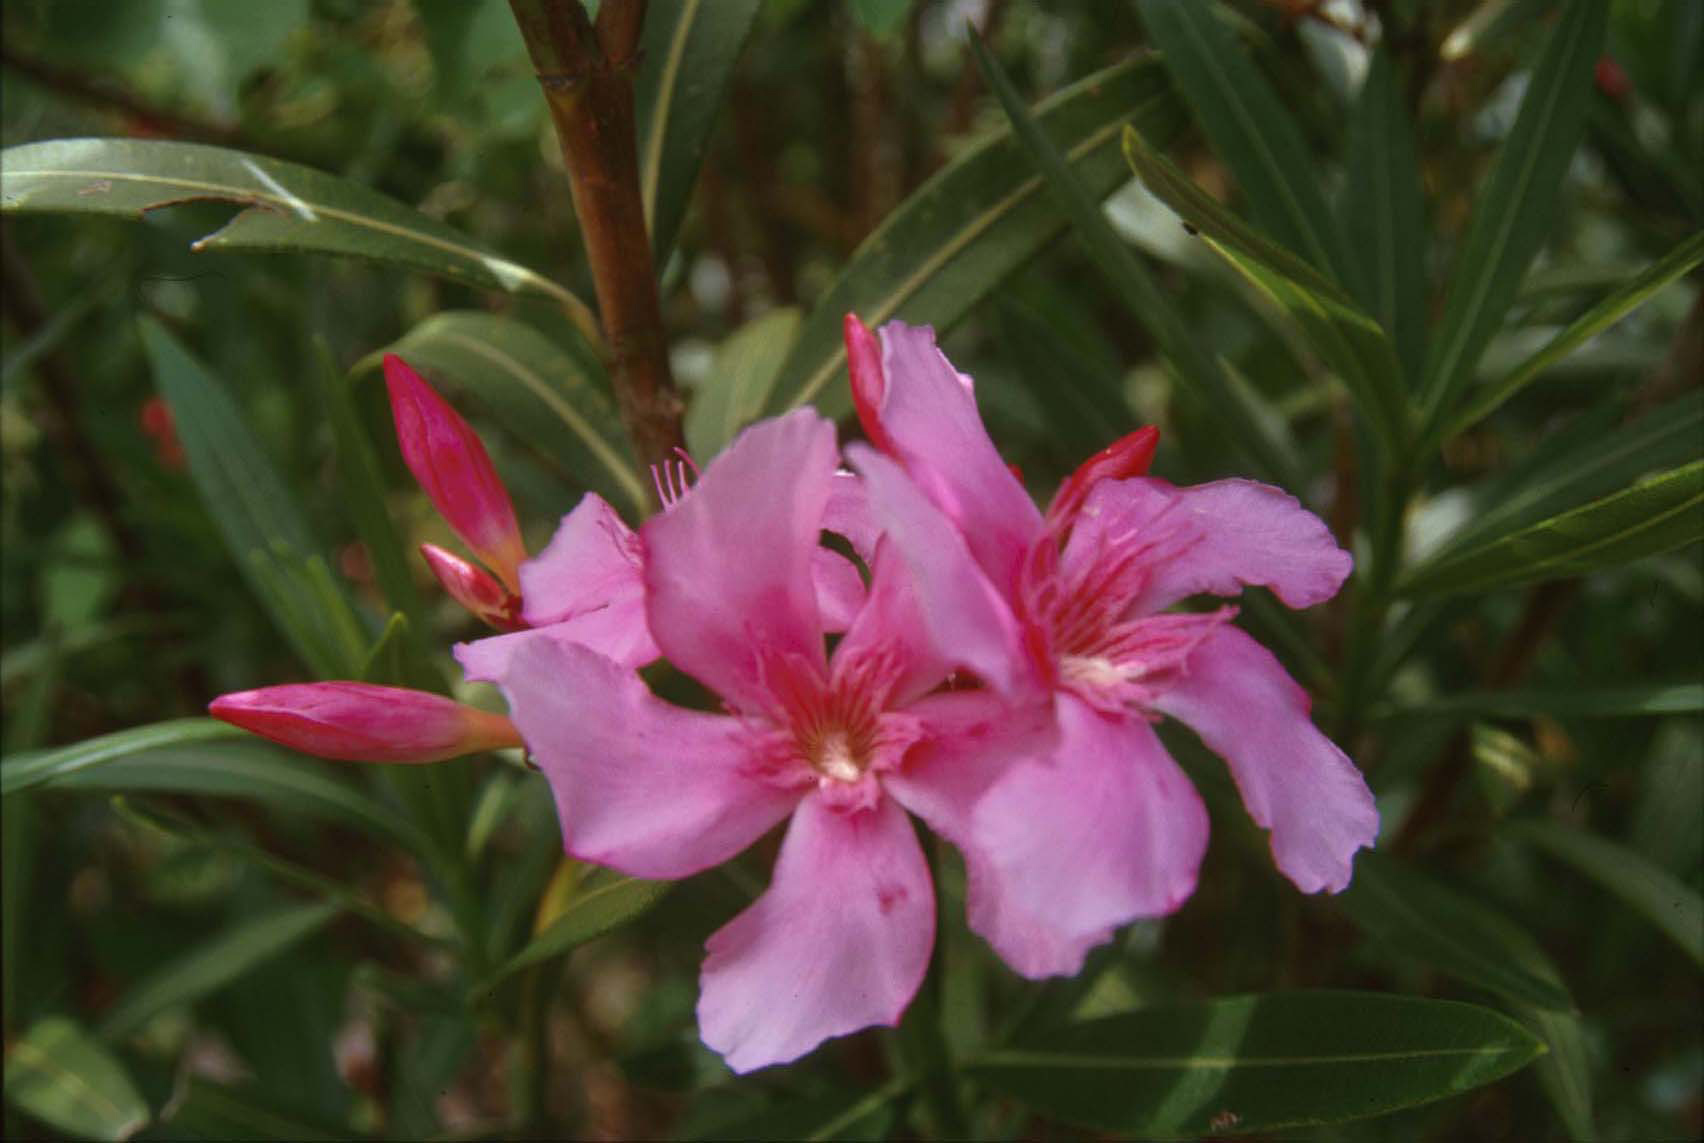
[811,548,866,634]
[455,592,659,680]
[1067,477,1352,615]
[866,322,1041,591]
[643,410,837,714]
[209,682,520,764]
[493,637,801,878]
[1152,625,1377,893]
[822,469,881,567]
[891,693,1205,978]
[847,445,1036,698]
[519,493,644,628]
[384,355,526,592]
[698,791,933,1072]
[830,542,950,708]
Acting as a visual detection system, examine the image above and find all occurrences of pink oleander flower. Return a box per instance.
[472,409,1053,1072]
[846,317,1379,978]
[209,682,522,763]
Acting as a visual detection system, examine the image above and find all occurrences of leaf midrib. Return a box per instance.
[5,166,576,308]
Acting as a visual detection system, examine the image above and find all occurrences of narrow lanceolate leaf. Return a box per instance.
[1440,391,1704,561]
[971,991,1544,1137]
[0,139,596,343]
[1400,461,1704,596]
[1135,0,1351,282]
[685,306,802,459]
[767,56,1185,419]
[367,311,647,518]
[1,718,241,796]
[1445,230,1704,438]
[478,869,669,991]
[140,319,368,678]
[316,344,427,646]
[8,725,423,850]
[1507,821,1704,967]
[1417,0,1608,429]
[972,39,1300,487]
[99,901,340,1040]
[1122,126,1411,452]
[635,0,761,263]
[1339,854,1573,1010]
[3,1017,149,1141]
[1343,49,1428,382]
[679,1084,905,1142]
[1380,683,1704,721]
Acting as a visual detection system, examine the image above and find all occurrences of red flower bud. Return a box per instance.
[383,355,526,593]
[844,314,896,455]
[421,543,525,630]
[1045,425,1160,526]
[210,682,522,764]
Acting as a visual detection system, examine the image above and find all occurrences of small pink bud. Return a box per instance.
[209,682,523,764]
[1045,426,1160,526]
[384,355,526,593]
[844,314,896,455]
[421,543,525,631]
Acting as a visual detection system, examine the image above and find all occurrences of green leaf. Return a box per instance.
[314,344,426,643]
[163,1078,350,1142]
[1339,854,1573,1010]
[766,56,1185,419]
[849,0,911,39]
[1121,125,1410,452]
[7,723,424,849]
[969,39,1300,487]
[1439,391,1704,561]
[1444,230,1704,437]
[1380,683,1704,721]
[1343,48,1428,382]
[970,991,1545,1137]
[1134,0,1350,282]
[0,138,597,342]
[99,901,340,1040]
[365,311,647,518]
[1400,460,1704,596]
[684,306,802,459]
[636,0,761,264]
[678,1083,906,1142]
[1417,0,1608,430]
[1507,820,1704,966]
[3,1017,149,1141]
[139,318,368,678]
[479,868,669,991]
[1,718,241,796]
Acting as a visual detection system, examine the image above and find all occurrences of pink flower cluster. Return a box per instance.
[212,319,1377,1073]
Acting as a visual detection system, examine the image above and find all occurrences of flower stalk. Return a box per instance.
[507,0,685,488]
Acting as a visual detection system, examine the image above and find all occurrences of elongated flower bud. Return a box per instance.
[421,542,525,631]
[384,355,526,593]
[844,314,896,455]
[210,682,523,764]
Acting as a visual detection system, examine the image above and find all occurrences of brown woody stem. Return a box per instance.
[507,0,684,493]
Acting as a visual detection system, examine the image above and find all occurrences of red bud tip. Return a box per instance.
[383,355,526,592]
[844,314,896,455]
[421,543,526,631]
[210,682,522,764]
[1045,426,1161,526]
